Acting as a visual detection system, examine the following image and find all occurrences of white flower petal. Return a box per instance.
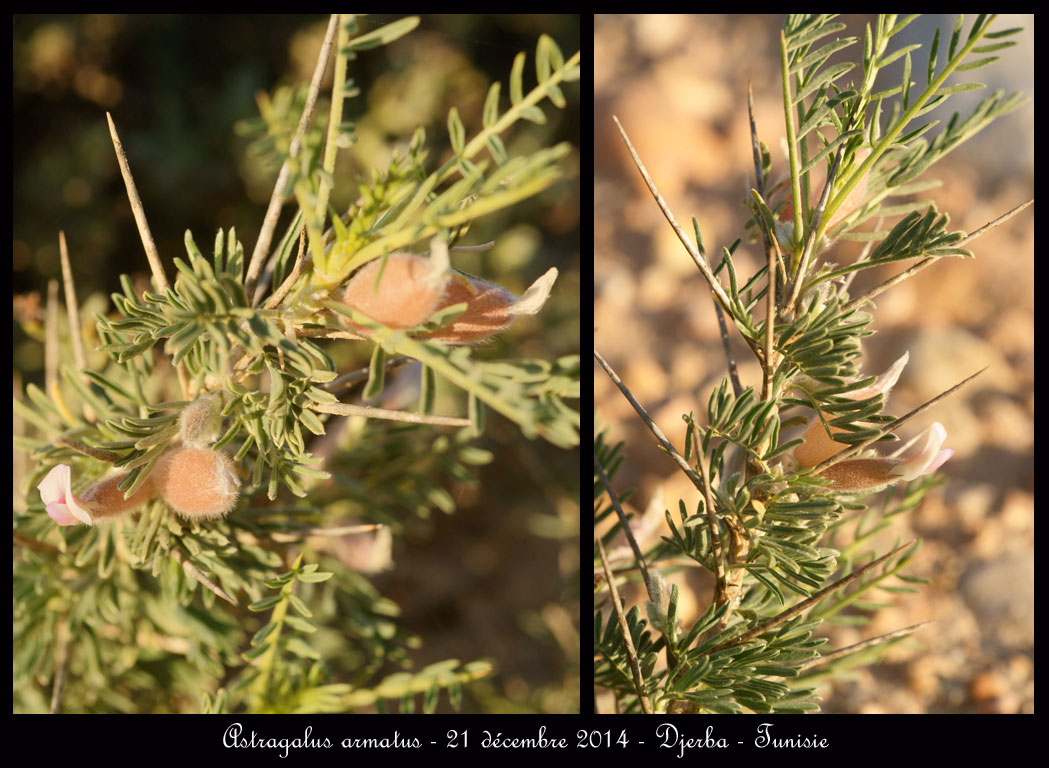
[890,422,950,481]
[37,464,94,526]
[509,267,558,316]
[37,463,71,504]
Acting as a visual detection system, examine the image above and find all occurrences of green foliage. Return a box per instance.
[234,553,490,714]
[769,13,1026,264]
[240,18,580,290]
[15,15,579,714]
[595,14,1026,714]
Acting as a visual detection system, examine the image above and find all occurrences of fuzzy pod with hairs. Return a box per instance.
[340,251,451,331]
[421,267,559,344]
[153,446,241,520]
[337,234,558,344]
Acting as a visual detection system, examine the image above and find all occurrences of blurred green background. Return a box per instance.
[13,14,579,713]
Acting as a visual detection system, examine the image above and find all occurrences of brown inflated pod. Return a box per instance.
[339,251,450,331]
[420,267,558,344]
[338,237,558,344]
[153,446,241,521]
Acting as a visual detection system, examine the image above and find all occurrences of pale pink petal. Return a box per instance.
[848,352,909,400]
[890,422,951,481]
[37,465,94,526]
[37,463,71,503]
[924,448,955,474]
[46,504,82,526]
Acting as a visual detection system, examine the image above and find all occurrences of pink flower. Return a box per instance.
[791,352,952,492]
[889,421,954,481]
[37,464,157,526]
[37,464,94,526]
[817,422,953,492]
[794,352,909,468]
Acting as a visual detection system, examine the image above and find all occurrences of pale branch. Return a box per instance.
[705,220,743,395]
[245,13,339,304]
[295,327,369,342]
[173,550,237,605]
[795,620,934,673]
[691,426,742,634]
[45,280,59,398]
[596,534,654,715]
[107,112,189,398]
[49,618,70,714]
[106,113,167,293]
[57,232,87,376]
[714,302,743,398]
[12,530,62,557]
[594,452,654,599]
[269,523,384,542]
[610,116,737,323]
[843,199,1034,313]
[594,349,729,606]
[321,355,414,393]
[315,15,351,230]
[309,401,470,427]
[263,226,309,310]
[745,82,783,401]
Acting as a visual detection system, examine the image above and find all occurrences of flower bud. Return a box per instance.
[179,393,223,447]
[153,446,240,520]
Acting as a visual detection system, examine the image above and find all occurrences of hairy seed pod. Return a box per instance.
[419,273,516,343]
[337,239,558,344]
[340,252,450,330]
[154,447,241,520]
[421,267,558,344]
[78,473,158,519]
